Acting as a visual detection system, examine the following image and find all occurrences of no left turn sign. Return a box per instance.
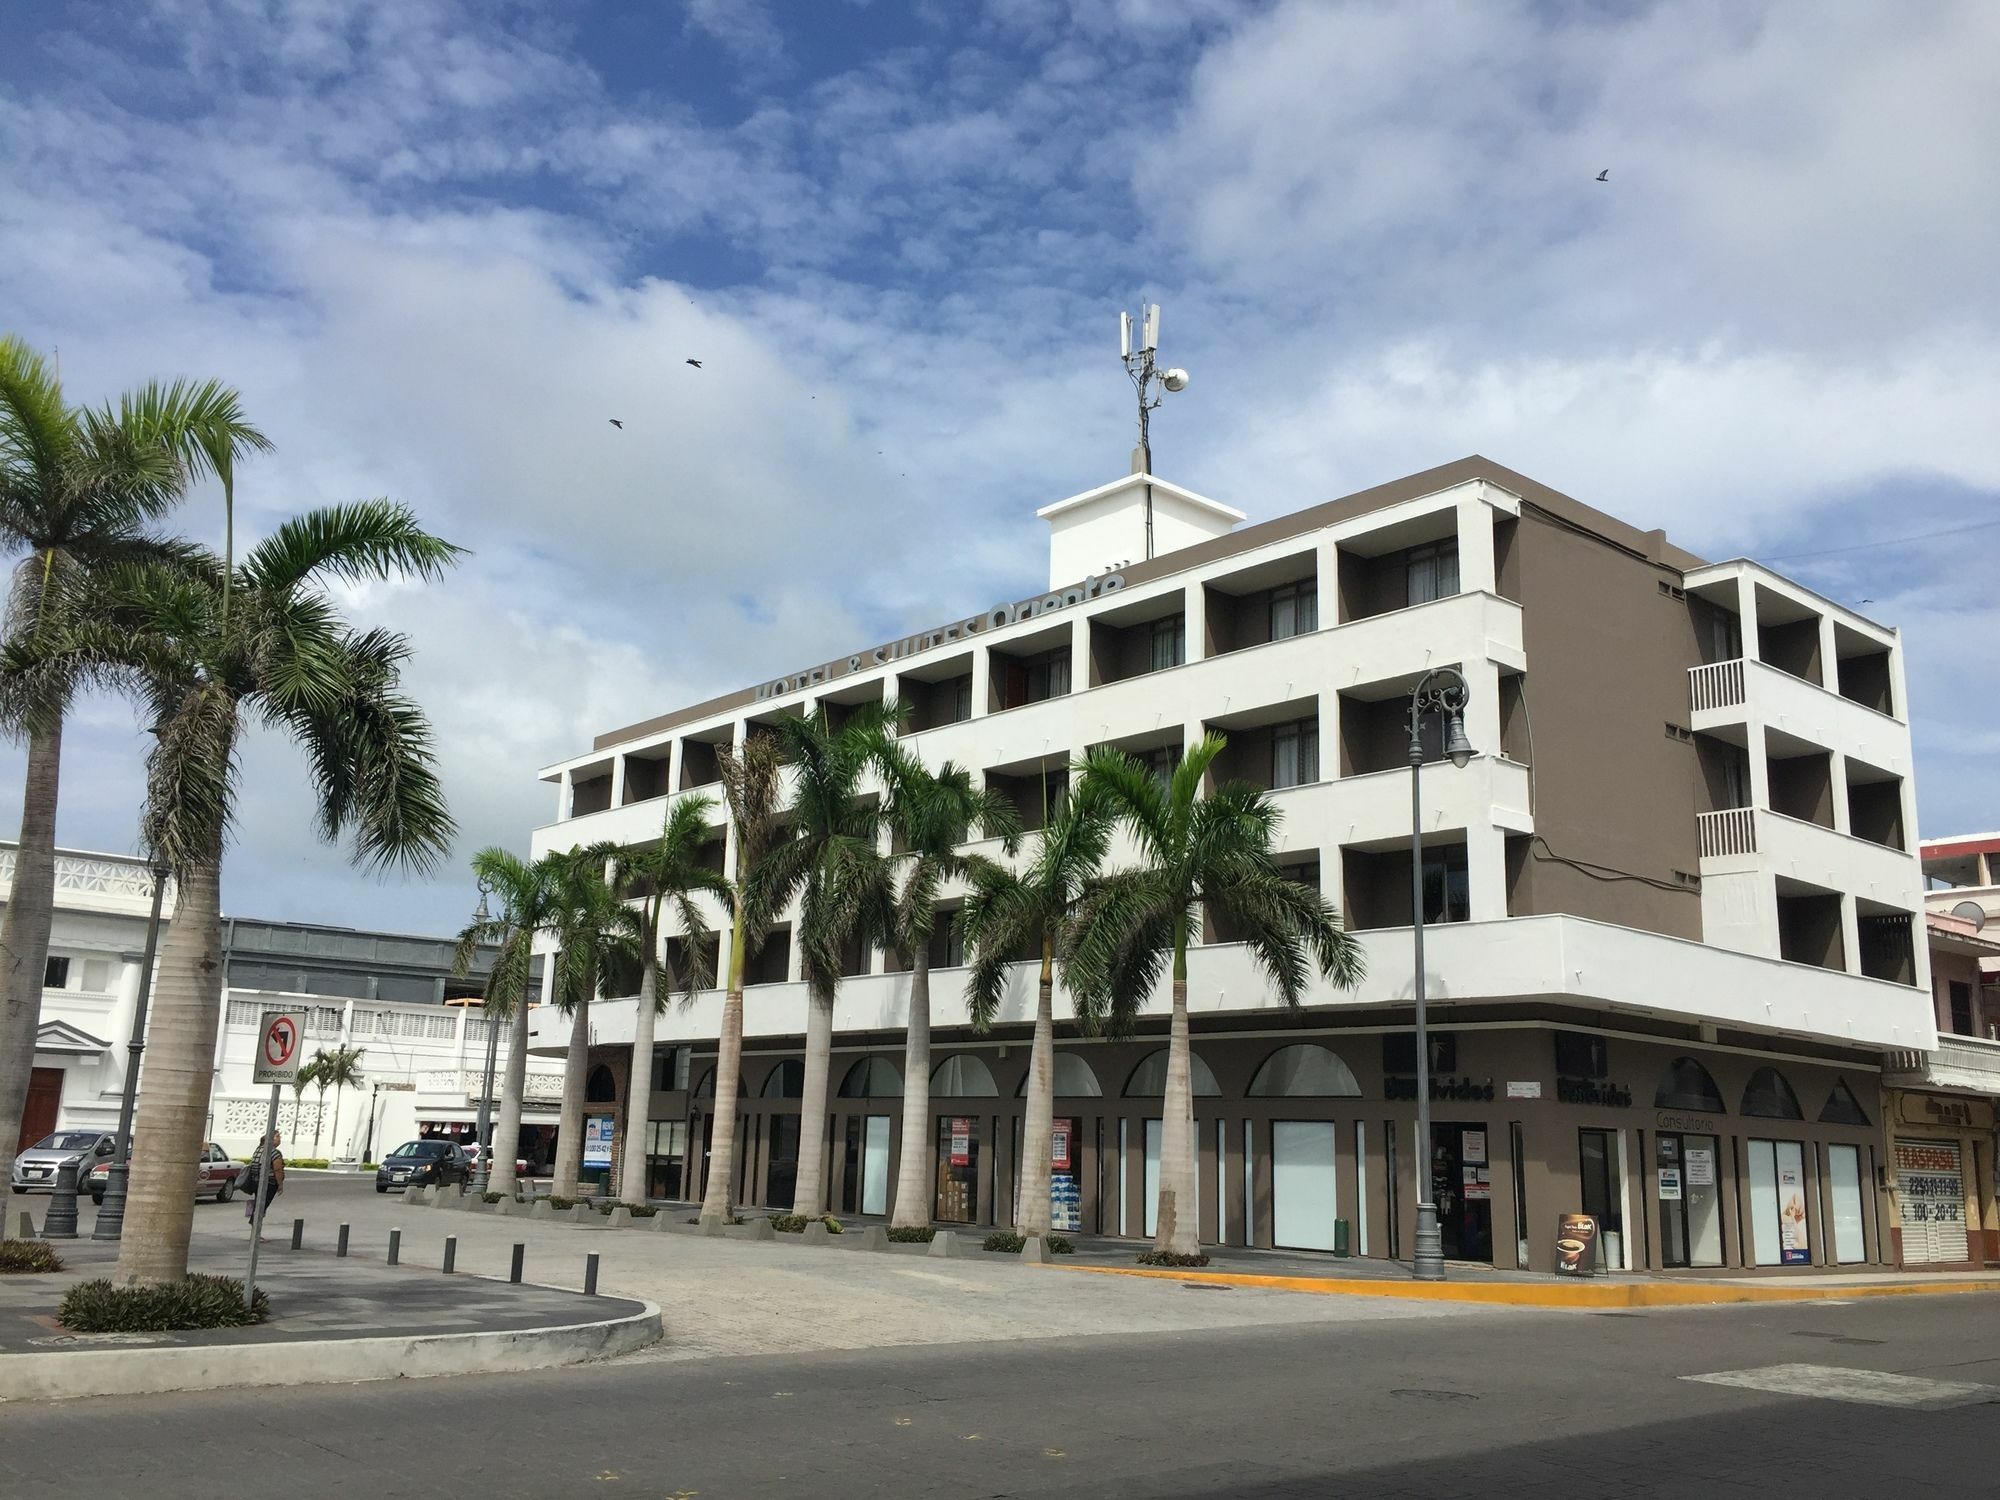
[253,1010,307,1084]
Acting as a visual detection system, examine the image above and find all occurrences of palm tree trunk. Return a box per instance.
[890,944,933,1229]
[701,910,749,1222]
[488,997,530,1197]
[619,955,659,1204]
[791,982,834,1215]
[0,717,62,1155]
[552,993,590,1198]
[115,847,223,1284]
[1016,942,1057,1235]
[311,1089,326,1156]
[1153,942,1200,1258]
[328,1087,344,1162]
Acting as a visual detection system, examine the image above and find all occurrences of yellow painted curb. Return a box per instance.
[1044,1262,2000,1309]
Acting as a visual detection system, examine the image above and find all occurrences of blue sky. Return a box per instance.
[1,0,1995,932]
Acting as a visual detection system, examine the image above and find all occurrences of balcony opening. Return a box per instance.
[1338,679,1452,777]
[1086,725,1185,791]
[1689,595,1744,666]
[679,730,727,790]
[1338,534,1461,623]
[746,704,805,765]
[1856,902,1914,985]
[621,749,671,805]
[1203,697,1317,792]
[1845,760,1906,850]
[664,931,722,992]
[1752,586,1824,686]
[1833,623,1894,715]
[693,829,726,878]
[1775,883,1843,971]
[1341,837,1469,931]
[820,675,885,736]
[885,902,965,975]
[1694,732,1752,814]
[1765,741,1834,828]
[1946,979,1976,1038]
[901,651,975,732]
[988,622,1073,711]
[1497,672,1529,763]
[743,924,792,987]
[1202,550,1318,655]
[569,768,613,817]
[986,757,1069,833]
[1492,516,1520,604]
[1206,852,1321,942]
[1087,587,1187,687]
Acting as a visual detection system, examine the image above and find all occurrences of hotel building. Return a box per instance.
[529,457,1933,1274]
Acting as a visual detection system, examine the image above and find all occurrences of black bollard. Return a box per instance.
[291,1217,304,1250]
[336,1222,350,1258]
[584,1252,600,1296]
[44,1159,81,1240]
[443,1236,458,1274]
[388,1228,401,1266]
[509,1242,525,1284]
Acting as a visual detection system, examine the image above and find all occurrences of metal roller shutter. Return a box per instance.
[1894,1138,1968,1264]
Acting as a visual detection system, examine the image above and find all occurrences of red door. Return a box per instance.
[17,1068,62,1155]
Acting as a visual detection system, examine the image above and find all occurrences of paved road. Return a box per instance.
[7,1270,1998,1498]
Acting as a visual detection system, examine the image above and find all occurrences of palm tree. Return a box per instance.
[872,739,1018,1230]
[544,842,640,1200]
[288,1056,318,1148]
[8,501,459,1283]
[611,795,727,1204]
[697,735,785,1225]
[959,772,1115,1237]
[453,847,559,1198]
[1068,736,1364,1258]
[756,708,899,1217]
[0,335,269,1157]
[315,1045,366,1162]
[307,1048,334,1156]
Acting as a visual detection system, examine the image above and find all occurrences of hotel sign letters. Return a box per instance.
[755,572,1126,702]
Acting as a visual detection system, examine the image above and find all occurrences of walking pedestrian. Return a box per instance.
[244,1129,286,1236]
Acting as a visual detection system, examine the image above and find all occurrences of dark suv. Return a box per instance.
[375,1139,472,1193]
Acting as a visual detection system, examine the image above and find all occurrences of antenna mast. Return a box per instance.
[1119,303,1189,561]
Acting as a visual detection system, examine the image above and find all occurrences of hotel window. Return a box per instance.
[1023,649,1070,703]
[1140,745,1177,785]
[1150,614,1186,671]
[949,675,974,723]
[1421,844,1470,923]
[43,956,70,989]
[1268,580,1317,641]
[1271,718,1319,789]
[1406,540,1460,606]
[1949,981,1974,1037]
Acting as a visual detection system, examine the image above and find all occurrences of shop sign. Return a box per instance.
[1461,1130,1487,1165]
[1051,1121,1072,1171]
[1685,1148,1715,1187]
[1894,1093,1992,1131]
[583,1114,615,1169]
[1554,1213,1598,1276]
[1462,1164,1491,1201]
[1656,1136,1680,1165]
[1658,1166,1683,1200]
[1556,1078,1632,1107]
[949,1117,971,1167]
[1385,1075,1495,1102]
[1656,1111,1718,1134]
[1506,1081,1542,1100]
[1051,1175,1082,1233]
[1777,1158,1810,1265]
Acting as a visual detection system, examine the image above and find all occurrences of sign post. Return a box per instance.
[244,1011,305,1312]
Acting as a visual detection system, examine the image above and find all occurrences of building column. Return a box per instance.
[1817,615,1840,693]
[970,642,992,719]
[1746,721,1772,811]
[1829,754,1852,836]
[1734,575,1761,661]
[106,951,147,1107]
[1317,536,1343,625]
[1455,489,1497,596]
[665,737,684,796]
[1465,822,1509,924]
[609,754,627,809]
[1183,582,1206,663]
[559,769,574,821]
[1839,894,1862,975]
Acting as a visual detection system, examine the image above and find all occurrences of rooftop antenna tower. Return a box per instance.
[1119,303,1190,561]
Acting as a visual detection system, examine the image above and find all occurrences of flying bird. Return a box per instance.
[1595,169,1609,182]
[685,358,703,368]
[608,419,623,429]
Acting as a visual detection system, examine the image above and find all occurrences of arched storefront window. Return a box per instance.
[1247,1043,1361,1098]
[1740,1066,1804,1120]
[1123,1048,1221,1097]
[931,1054,999,1096]
[760,1059,805,1098]
[693,1067,714,1099]
[1014,1052,1103,1097]
[1653,1056,1725,1112]
[837,1057,904,1098]
[1819,1078,1872,1126]
[585,1064,617,1103]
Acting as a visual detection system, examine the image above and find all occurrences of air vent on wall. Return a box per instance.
[1658,581,1687,601]
[1664,722,1694,743]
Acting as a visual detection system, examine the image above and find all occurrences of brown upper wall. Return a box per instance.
[588,456,1713,753]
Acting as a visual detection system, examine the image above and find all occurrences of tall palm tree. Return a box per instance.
[288,1056,318,1148]
[697,735,785,1224]
[873,739,1018,1230]
[1068,735,1364,1258]
[756,707,899,1216]
[314,1045,366,1162]
[545,842,640,1200]
[0,335,268,1155]
[7,501,458,1282]
[959,773,1115,1237]
[612,795,727,1204]
[453,847,560,1198]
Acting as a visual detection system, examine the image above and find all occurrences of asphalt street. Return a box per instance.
[6,1240,1998,1499]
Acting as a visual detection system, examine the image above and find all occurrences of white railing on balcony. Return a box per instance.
[1697,807,1757,859]
[1689,659,1747,713]
[1885,1033,2000,1091]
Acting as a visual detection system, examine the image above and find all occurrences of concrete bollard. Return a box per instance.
[801,1220,832,1245]
[1020,1234,1051,1264]
[14,1207,38,1239]
[928,1230,963,1259]
[509,1243,525,1284]
[443,1236,458,1274]
[388,1228,402,1266]
[290,1217,305,1250]
[653,1211,679,1233]
[530,1200,556,1219]
[490,1196,515,1216]
[746,1217,775,1241]
[43,1160,81,1239]
[861,1225,890,1252]
[606,1207,634,1229]
[698,1216,728,1237]
[570,1204,596,1224]
[336,1223,351,1258]
[406,1186,431,1207]
[584,1252,600,1296]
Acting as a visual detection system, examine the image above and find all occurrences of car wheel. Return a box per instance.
[90,1190,104,1206]
[376,1184,389,1194]
[215,1179,234,1203]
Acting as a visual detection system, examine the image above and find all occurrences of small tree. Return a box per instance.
[314,1045,366,1161]
[544,843,640,1199]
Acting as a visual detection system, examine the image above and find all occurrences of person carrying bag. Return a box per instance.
[243,1129,286,1235]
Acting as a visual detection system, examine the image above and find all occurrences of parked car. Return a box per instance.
[10,1130,114,1194]
[82,1141,242,1205]
[375,1139,472,1193]
[462,1143,530,1176]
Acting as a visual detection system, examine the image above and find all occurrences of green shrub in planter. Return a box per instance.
[624,1203,659,1218]
[686,1212,746,1225]
[360,1162,379,1171]
[983,1231,1025,1254]
[822,1216,843,1234]
[480,1192,508,1204]
[0,1239,65,1274]
[886,1225,936,1244]
[548,1196,575,1211]
[1047,1235,1075,1255]
[769,1213,807,1233]
[1135,1250,1211,1268]
[287,1158,330,1169]
[59,1275,268,1332]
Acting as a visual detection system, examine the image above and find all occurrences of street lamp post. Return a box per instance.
[1407,667,1475,1283]
[471,879,499,1196]
[93,862,168,1242]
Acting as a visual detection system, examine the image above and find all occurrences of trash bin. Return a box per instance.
[1333,1218,1351,1258]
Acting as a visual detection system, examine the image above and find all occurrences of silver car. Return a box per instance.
[10,1130,115,1194]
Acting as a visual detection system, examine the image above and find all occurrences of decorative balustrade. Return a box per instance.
[1697,807,1757,859]
[1688,659,1747,713]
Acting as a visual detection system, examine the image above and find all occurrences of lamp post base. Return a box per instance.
[91,1164,130,1240]
[1412,1201,1446,1281]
